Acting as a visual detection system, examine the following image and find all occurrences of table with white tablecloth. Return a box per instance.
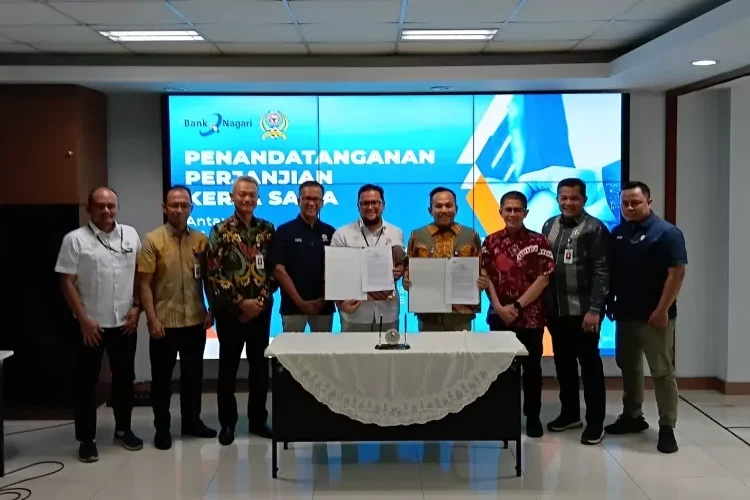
[265,331,527,478]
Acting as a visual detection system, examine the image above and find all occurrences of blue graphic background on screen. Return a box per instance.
[166,93,621,356]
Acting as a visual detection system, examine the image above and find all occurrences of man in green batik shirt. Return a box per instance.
[207,176,277,446]
[403,187,489,331]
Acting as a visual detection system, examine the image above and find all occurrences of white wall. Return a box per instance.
[107,91,667,381]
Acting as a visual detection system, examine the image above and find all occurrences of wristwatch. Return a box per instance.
[512,301,522,312]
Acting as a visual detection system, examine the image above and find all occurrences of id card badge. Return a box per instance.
[563,248,574,264]
[255,254,265,270]
[193,262,201,279]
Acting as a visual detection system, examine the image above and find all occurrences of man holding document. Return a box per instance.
[404,187,489,331]
[482,191,555,438]
[330,184,405,332]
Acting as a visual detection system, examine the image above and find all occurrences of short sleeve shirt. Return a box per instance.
[481,227,555,329]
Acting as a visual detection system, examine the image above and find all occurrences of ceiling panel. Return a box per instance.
[300,23,398,42]
[0,42,36,53]
[309,42,395,54]
[49,1,186,25]
[0,3,77,25]
[290,0,401,24]
[0,26,104,43]
[31,42,131,53]
[496,21,603,41]
[218,43,308,55]
[589,20,664,40]
[398,41,486,53]
[515,0,640,22]
[485,40,579,52]
[572,39,625,50]
[122,41,221,54]
[405,0,519,24]
[619,0,721,21]
[170,1,292,24]
[196,23,301,43]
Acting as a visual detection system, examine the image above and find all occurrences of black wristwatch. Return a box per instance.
[512,301,522,312]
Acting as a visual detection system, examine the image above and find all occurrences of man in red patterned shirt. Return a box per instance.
[482,191,555,438]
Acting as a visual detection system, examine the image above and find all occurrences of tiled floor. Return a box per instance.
[2,390,750,499]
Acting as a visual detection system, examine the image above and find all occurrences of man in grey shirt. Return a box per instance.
[541,178,610,446]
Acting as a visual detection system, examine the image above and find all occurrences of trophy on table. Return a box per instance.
[373,246,410,350]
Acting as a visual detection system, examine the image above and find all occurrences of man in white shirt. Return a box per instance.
[330,184,405,332]
[55,187,143,463]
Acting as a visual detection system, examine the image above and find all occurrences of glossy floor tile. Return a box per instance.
[1,390,750,499]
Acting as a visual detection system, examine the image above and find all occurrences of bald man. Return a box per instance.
[56,187,144,463]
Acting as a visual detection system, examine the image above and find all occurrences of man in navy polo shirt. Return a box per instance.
[605,181,687,454]
[271,180,336,332]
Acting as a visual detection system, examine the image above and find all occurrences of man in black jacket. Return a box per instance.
[542,178,610,445]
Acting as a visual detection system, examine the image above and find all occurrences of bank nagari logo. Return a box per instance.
[260,111,288,140]
[184,113,252,137]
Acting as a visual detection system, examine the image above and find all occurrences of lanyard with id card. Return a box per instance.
[255,247,265,271]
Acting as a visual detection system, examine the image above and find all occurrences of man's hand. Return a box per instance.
[648,308,669,329]
[80,317,103,347]
[202,312,214,330]
[123,307,141,334]
[496,304,519,326]
[477,275,491,290]
[239,299,264,319]
[368,291,394,301]
[147,317,166,339]
[392,264,404,281]
[403,275,411,290]
[338,300,362,314]
[582,312,601,334]
[298,298,326,315]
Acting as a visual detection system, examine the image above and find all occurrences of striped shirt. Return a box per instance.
[541,212,611,317]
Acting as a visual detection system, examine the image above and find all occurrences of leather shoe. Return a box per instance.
[182,421,218,439]
[218,427,235,446]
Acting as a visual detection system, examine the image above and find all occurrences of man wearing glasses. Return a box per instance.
[138,186,217,451]
[270,181,336,332]
[56,186,143,463]
[330,184,405,332]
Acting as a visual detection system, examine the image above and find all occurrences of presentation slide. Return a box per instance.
[165,93,623,359]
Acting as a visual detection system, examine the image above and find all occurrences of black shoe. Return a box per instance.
[218,427,235,446]
[113,430,144,451]
[657,426,678,454]
[154,431,172,451]
[249,424,272,439]
[78,440,99,463]
[547,414,583,433]
[604,416,649,435]
[182,421,218,439]
[581,426,605,445]
[526,417,544,438]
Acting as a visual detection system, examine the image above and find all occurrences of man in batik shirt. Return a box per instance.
[482,191,555,438]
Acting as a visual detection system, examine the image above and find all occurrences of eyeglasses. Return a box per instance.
[359,200,382,208]
[300,196,322,204]
[166,203,192,210]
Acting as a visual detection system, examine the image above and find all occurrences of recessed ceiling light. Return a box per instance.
[400,29,497,41]
[99,30,204,42]
[692,59,717,66]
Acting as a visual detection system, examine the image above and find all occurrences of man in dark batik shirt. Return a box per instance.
[482,191,555,439]
[207,176,277,446]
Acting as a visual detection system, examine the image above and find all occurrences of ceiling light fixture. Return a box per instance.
[692,59,717,66]
[400,29,497,41]
[430,85,453,91]
[99,30,204,42]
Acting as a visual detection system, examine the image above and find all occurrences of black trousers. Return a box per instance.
[149,324,207,433]
[547,315,606,427]
[74,327,137,442]
[488,317,543,418]
[216,310,271,430]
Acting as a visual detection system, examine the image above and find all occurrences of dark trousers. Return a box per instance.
[216,310,271,430]
[547,316,606,427]
[74,327,137,442]
[149,324,207,433]
[488,317,543,418]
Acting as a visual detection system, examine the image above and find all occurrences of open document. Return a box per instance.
[407,258,452,313]
[324,246,368,301]
[445,257,480,305]
[360,245,395,292]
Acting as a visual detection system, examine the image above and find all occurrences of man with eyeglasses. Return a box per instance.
[56,186,143,463]
[138,186,217,451]
[270,181,336,332]
[330,184,405,332]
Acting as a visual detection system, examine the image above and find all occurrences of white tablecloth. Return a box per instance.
[265,331,527,427]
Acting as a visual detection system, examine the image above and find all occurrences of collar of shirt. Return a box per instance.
[229,212,258,229]
[628,212,656,232]
[88,220,120,238]
[357,218,388,234]
[296,214,320,228]
[427,223,461,236]
[560,212,586,227]
[500,226,528,241]
[164,222,190,237]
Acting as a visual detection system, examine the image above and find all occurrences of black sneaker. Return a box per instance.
[218,427,235,446]
[113,430,144,451]
[604,416,649,435]
[657,426,678,454]
[581,426,605,445]
[78,440,99,463]
[154,431,172,451]
[547,414,583,433]
[182,421,218,439]
[526,417,544,438]
[249,424,272,439]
